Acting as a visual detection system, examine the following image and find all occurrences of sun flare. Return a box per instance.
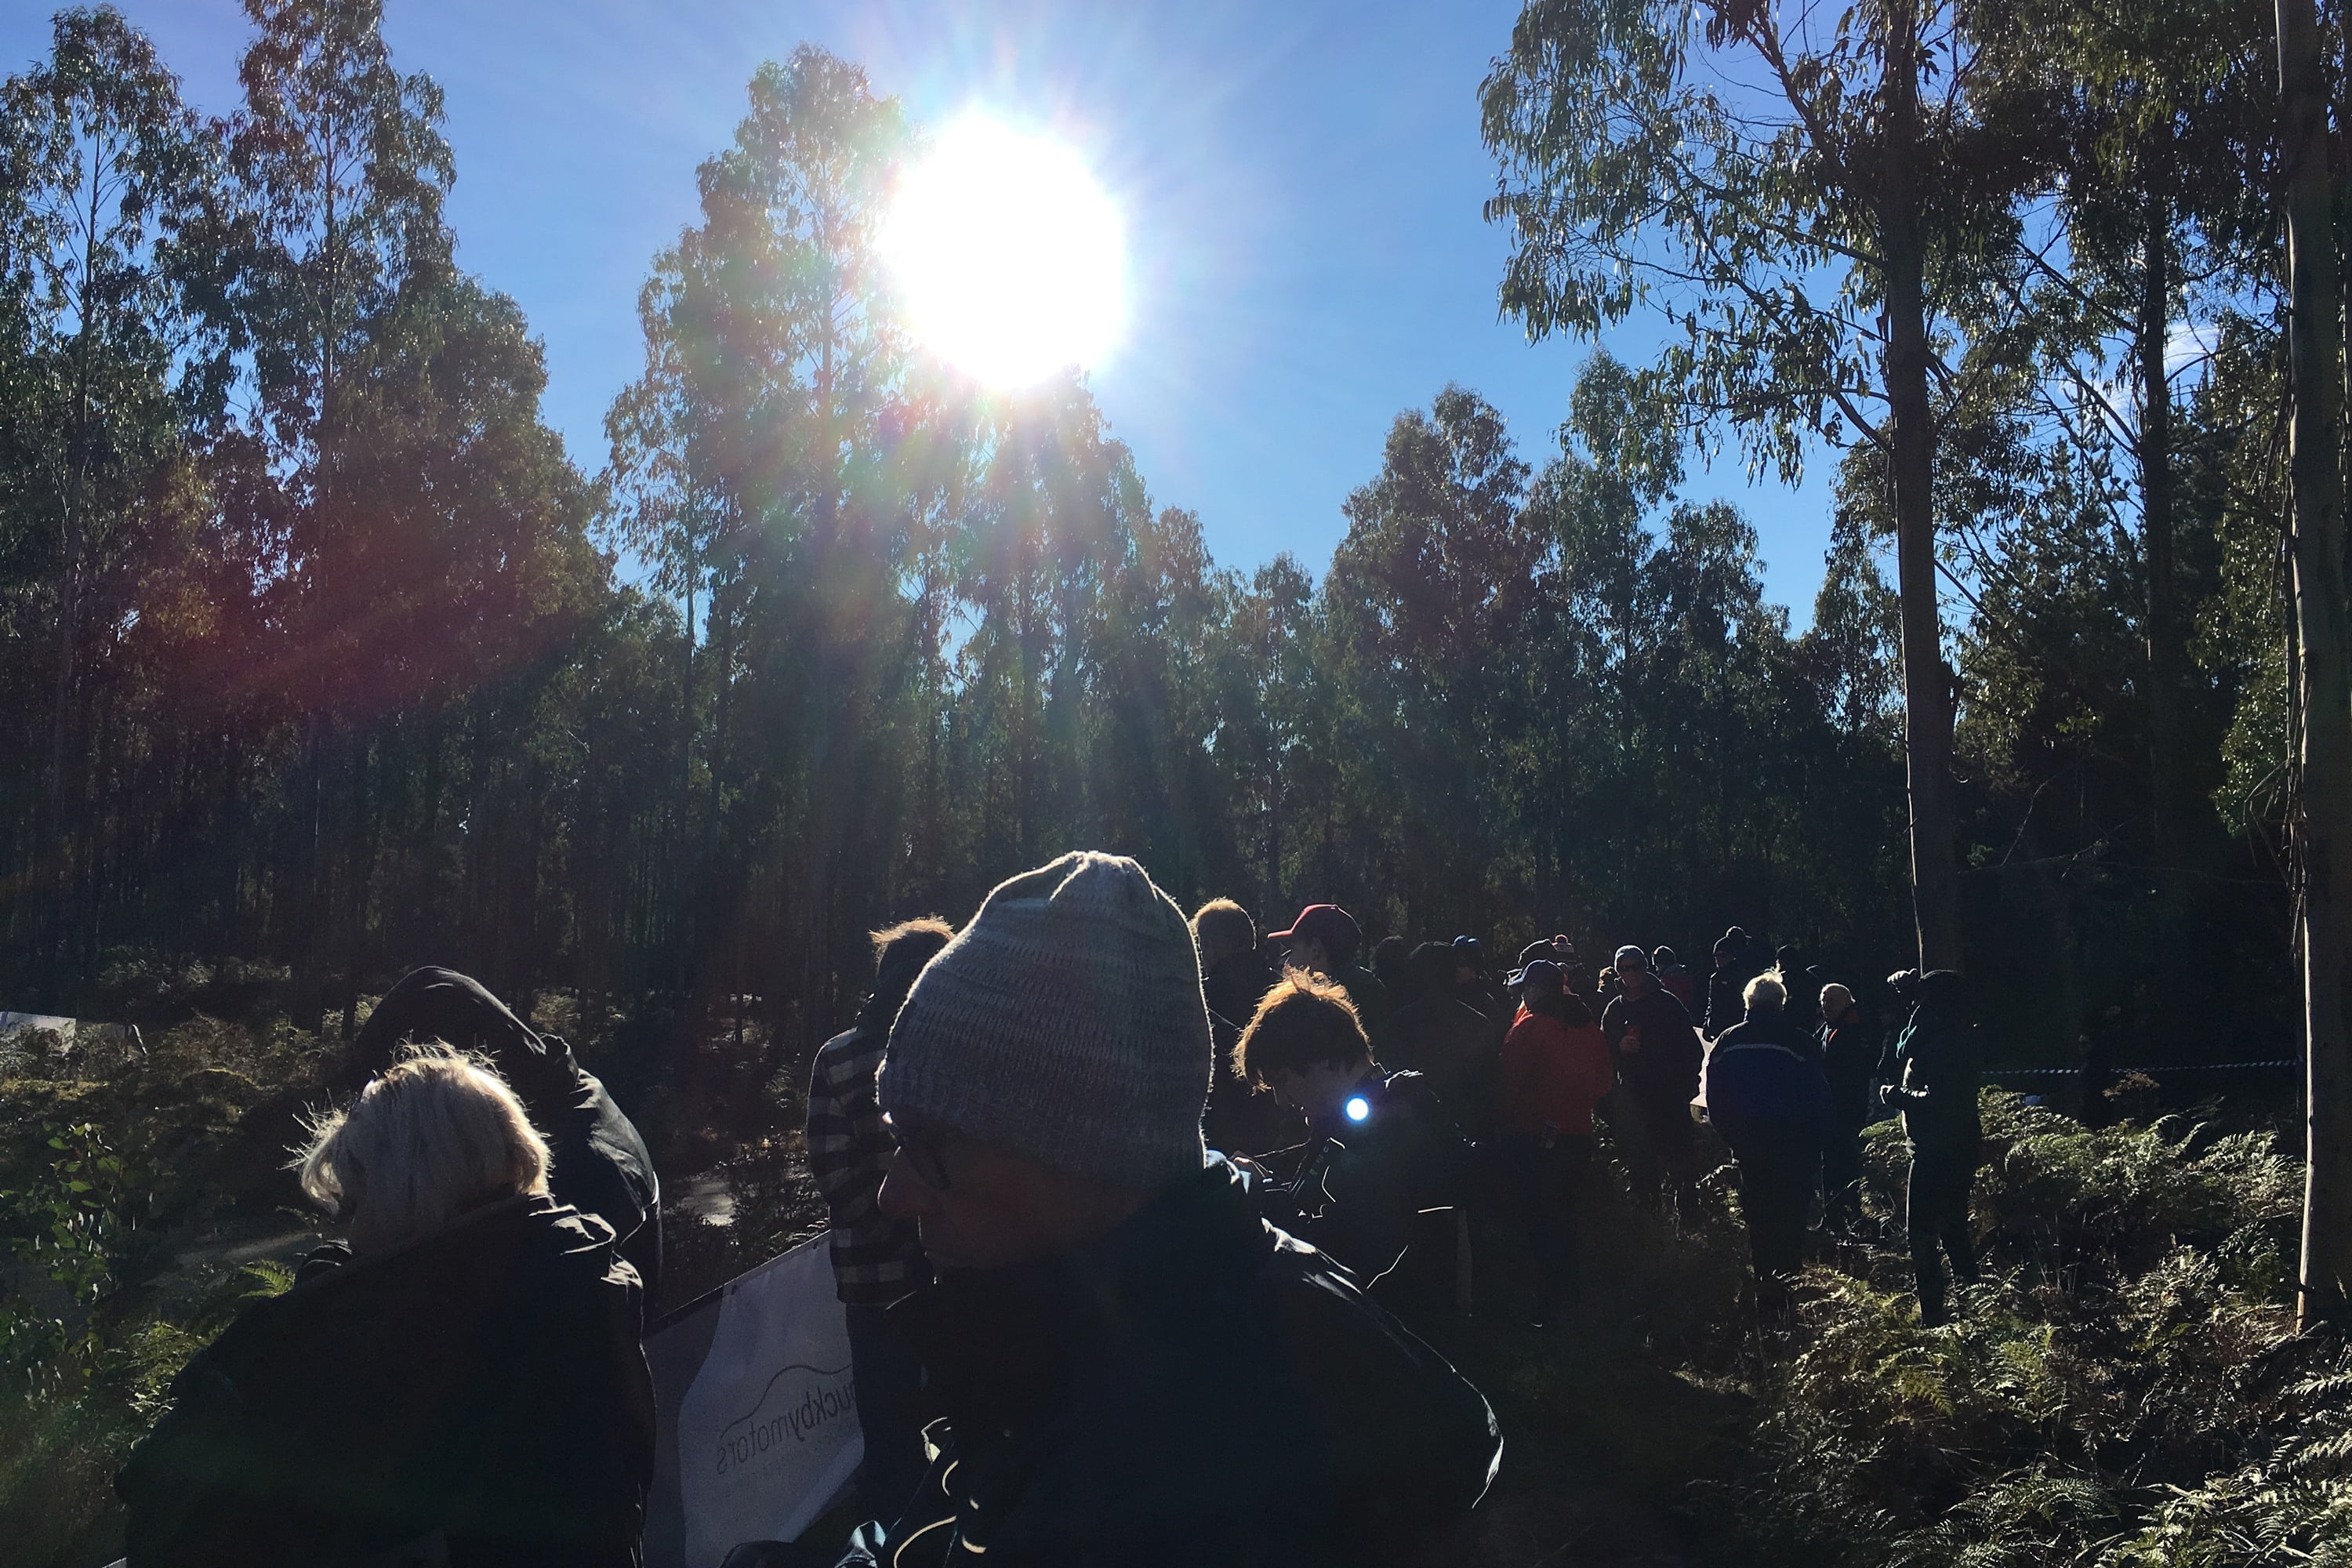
[883,117,1128,387]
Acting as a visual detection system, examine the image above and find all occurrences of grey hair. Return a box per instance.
[292,1044,550,1254]
[1744,970,1788,1014]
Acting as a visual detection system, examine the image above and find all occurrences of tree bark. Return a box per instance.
[1880,0,1964,971]
[2278,0,2352,1327]
[2139,187,2186,865]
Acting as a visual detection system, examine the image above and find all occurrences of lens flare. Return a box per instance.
[884,116,1128,387]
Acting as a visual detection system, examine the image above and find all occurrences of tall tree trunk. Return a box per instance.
[1880,2,1963,971]
[2140,188,2186,865]
[2279,0,2352,1327]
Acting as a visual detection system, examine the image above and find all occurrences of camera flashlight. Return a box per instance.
[1344,1095,1371,1123]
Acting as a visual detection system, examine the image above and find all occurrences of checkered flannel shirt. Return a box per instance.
[806,1022,927,1305]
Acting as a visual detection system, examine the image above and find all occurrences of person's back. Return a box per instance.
[1891,988,1984,1149]
[1706,1009,1831,1149]
[121,1054,653,1568]
[880,1159,1497,1567]
[347,966,662,1298]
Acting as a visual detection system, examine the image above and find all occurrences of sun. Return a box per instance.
[883,116,1128,387]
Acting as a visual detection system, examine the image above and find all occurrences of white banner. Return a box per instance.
[647,1233,864,1568]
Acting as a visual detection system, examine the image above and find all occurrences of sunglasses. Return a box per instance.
[887,1115,955,1192]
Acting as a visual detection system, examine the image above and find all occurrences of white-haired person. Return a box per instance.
[1704,971,1833,1311]
[118,1047,655,1568]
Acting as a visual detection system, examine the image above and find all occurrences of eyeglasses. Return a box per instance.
[887,1116,954,1192]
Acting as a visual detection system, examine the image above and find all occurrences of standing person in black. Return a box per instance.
[346,966,662,1300]
[1777,944,1822,1033]
[1451,935,1510,1023]
[1382,942,1503,1133]
[1700,929,1751,1040]
[1816,982,1880,1229]
[808,918,953,1523]
[1194,898,1295,1157]
[1886,969,1984,1326]
[1600,945,1706,1210]
[121,1051,655,1568]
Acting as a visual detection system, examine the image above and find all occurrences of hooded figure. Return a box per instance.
[120,1051,655,1568]
[345,967,661,1299]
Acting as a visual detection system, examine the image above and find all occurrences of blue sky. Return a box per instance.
[5,0,1837,619]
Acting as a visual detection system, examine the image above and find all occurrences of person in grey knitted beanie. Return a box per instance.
[880,849,1212,1190]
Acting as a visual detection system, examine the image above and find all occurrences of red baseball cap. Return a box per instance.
[1269,904,1360,950]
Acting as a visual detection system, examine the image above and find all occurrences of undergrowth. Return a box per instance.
[1726,1094,2321,1566]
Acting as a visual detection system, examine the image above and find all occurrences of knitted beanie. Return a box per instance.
[879,851,1211,1188]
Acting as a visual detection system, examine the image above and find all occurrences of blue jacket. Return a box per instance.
[1705,1012,1832,1152]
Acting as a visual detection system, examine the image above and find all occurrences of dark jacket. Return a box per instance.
[120,1196,655,1568]
[1705,1014,1832,1153]
[1294,1071,1470,1287]
[1333,963,1392,1036]
[1203,953,1299,1157]
[349,967,662,1298]
[1601,986,1705,1114]
[1888,1005,1984,1150]
[867,1159,1501,1567]
[1700,965,1745,1039]
[1379,996,1501,1132]
[1820,1011,1882,1132]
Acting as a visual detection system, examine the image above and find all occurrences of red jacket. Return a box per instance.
[1500,1012,1616,1137]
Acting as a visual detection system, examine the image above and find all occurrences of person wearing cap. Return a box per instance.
[1270,902,1392,1034]
[1651,946,1696,1014]
[1497,960,1615,1327]
[1705,971,1833,1305]
[858,852,1499,1566]
[1884,969,1984,1326]
[1599,944,1706,1210]
[1233,971,1474,1321]
[1816,982,1881,1229]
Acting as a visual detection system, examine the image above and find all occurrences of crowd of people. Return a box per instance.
[107,851,1989,1568]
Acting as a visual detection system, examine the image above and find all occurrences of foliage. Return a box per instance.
[1716,1094,2317,1566]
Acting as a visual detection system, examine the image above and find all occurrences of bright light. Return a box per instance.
[1345,1096,1371,1123]
[883,116,1127,387]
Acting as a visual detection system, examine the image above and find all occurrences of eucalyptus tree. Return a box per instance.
[0,6,217,989]
[1965,0,2274,863]
[2270,0,2352,1326]
[604,45,920,1039]
[1482,0,2038,967]
[227,0,454,1026]
[1322,387,1544,928]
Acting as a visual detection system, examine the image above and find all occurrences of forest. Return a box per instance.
[5,0,2351,1564]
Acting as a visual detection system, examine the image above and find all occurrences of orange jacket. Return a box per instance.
[1500,1012,1615,1136]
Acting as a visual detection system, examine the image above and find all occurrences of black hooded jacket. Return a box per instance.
[349,967,662,1297]
[865,1158,1501,1567]
[119,1196,655,1568]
